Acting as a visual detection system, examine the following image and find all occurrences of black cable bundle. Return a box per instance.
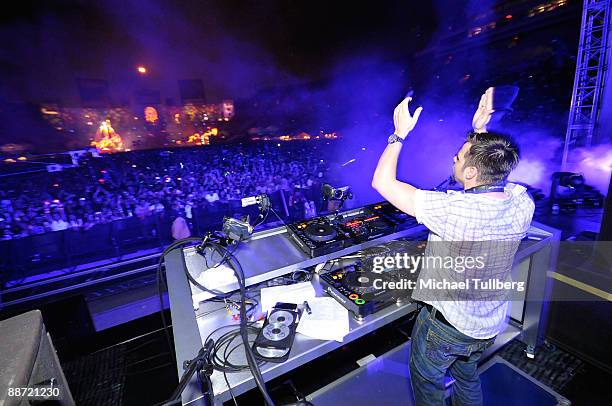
[203,240,276,406]
[157,235,276,406]
[206,323,261,373]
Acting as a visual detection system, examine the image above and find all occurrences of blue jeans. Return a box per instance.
[409,306,495,406]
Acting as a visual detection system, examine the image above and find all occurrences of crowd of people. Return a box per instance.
[0,142,335,240]
[1,34,577,242]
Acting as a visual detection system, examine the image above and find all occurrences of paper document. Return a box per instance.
[260,281,316,313]
[296,297,350,342]
[194,264,238,292]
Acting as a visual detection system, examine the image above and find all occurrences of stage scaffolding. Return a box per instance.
[562,0,612,169]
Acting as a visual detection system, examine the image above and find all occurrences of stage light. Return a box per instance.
[556,172,585,188]
[137,66,147,74]
[505,14,512,19]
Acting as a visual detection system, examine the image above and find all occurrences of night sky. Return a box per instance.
[2,1,606,202]
[0,0,441,103]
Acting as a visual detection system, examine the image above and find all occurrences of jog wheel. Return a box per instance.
[360,245,390,258]
[343,271,393,297]
[360,245,391,273]
[304,223,337,242]
[384,240,411,251]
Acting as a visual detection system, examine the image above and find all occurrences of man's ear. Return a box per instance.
[464,166,478,181]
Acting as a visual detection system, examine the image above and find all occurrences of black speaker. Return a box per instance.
[42,295,96,360]
[0,310,75,405]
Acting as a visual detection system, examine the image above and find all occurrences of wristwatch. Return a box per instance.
[387,133,404,145]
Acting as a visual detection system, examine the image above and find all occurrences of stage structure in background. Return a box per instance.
[91,120,124,154]
[144,106,159,123]
[187,127,218,145]
[37,102,233,150]
[562,0,611,169]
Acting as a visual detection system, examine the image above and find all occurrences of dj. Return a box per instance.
[371,88,535,405]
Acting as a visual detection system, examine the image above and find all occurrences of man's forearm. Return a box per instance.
[372,97,421,216]
[371,142,418,216]
[372,143,402,189]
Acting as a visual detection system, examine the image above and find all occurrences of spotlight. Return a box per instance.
[550,172,604,212]
[137,66,147,74]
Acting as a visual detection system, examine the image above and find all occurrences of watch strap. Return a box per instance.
[388,133,404,144]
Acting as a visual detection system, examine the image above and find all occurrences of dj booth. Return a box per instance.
[164,203,561,405]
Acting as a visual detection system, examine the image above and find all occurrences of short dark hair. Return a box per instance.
[464,131,520,184]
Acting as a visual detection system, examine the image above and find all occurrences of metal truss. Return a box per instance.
[562,0,611,169]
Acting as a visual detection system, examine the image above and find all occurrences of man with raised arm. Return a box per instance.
[372,88,534,405]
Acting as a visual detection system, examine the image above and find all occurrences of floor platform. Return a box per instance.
[307,340,571,406]
[478,356,570,405]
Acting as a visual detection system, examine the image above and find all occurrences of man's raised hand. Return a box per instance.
[472,87,492,133]
[393,97,423,139]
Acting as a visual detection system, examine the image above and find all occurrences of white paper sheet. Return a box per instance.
[195,264,238,291]
[296,297,350,342]
[259,281,316,313]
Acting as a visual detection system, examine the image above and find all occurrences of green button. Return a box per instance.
[355,298,365,305]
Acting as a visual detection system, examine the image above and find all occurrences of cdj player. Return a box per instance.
[287,218,351,257]
[319,263,415,321]
[318,239,425,320]
[287,207,398,258]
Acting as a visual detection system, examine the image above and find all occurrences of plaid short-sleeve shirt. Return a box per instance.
[412,183,535,339]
